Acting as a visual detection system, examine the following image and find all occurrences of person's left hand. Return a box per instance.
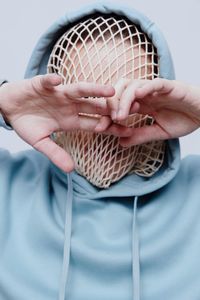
[98,78,200,147]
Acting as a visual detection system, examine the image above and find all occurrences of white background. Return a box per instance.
[0,0,200,157]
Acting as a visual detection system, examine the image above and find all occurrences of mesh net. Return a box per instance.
[47,14,165,188]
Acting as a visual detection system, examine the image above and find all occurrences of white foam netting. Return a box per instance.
[47,14,165,188]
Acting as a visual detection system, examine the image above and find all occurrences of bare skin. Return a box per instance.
[1,75,200,171]
[102,78,200,147]
[0,74,115,172]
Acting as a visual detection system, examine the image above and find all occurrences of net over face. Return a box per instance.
[48,14,165,188]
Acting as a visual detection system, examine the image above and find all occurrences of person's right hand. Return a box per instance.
[0,74,115,172]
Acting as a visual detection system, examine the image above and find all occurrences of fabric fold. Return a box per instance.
[132,196,140,300]
[59,173,73,300]
[59,189,141,300]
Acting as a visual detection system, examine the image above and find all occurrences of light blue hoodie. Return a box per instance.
[1,2,200,300]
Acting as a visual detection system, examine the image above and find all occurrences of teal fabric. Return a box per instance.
[1,2,200,300]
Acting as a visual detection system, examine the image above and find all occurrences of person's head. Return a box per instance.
[48,14,165,188]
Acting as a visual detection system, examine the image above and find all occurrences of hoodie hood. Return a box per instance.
[25,1,180,196]
[25,2,176,81]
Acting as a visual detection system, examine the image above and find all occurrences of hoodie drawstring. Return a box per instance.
[59,173,73,300]
[132,196,140,300]
[59,178,140,300]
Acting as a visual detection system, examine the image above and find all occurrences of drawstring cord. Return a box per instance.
[58,179,140,300]
[132,196,140,300]
[59,173,73,300]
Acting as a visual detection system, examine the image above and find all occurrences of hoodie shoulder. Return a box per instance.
[0,148,51,180]
[178,155,200,185]
[181,155,200,174]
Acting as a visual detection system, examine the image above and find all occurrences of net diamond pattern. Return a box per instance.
[47,14,165,188]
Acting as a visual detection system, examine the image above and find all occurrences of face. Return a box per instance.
[48,15,165,188]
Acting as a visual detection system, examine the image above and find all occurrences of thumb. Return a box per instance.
[33,136,74,172]
[38,74,62,89]
[119,124,170,147]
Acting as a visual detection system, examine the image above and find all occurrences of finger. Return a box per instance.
[129,101,141,114]
[107,78,130,120]
[135,78,173,99]
[33,137,74,172]
[119,124,170,147]
[95,116,112,132]
[60,82,115,99]
[77,98,109,115]
[39,74,62,89]
[130,100,154,116]
[101,123,134,137]
[117,80,148,121]
[77,115,111,132]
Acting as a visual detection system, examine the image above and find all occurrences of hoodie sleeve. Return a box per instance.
[0,79,12,130]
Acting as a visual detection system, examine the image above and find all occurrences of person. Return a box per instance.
[1,3,200,300]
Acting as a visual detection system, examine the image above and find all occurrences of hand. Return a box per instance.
[103,78,200,146]
[0,74,115,171]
